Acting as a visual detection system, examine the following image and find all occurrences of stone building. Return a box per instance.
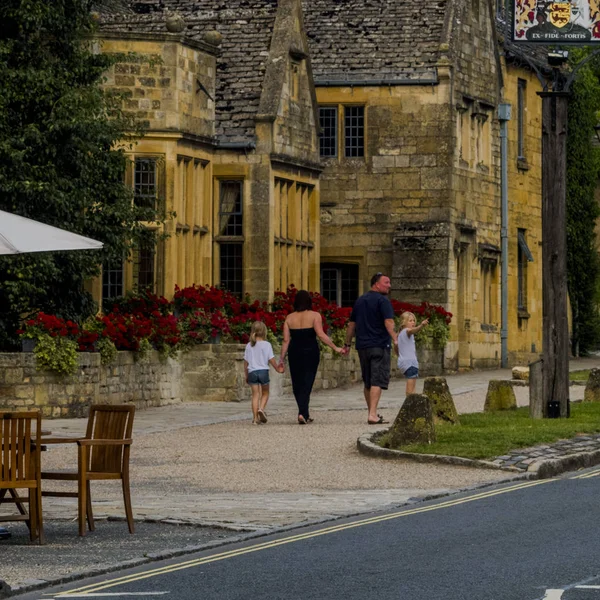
[98,0,545,370]
[302,0,544,369]
[96,0,321,305]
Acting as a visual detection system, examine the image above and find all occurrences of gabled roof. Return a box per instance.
[302,0,448,84]
[99,0,279,144]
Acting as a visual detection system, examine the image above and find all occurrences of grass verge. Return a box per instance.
[377,402,600,460]
[570,369,590,382]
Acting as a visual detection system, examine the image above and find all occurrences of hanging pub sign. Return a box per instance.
[513,0,600,42]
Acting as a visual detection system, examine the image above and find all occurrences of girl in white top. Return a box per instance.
[396,311,429,395]
[244,321,283,425]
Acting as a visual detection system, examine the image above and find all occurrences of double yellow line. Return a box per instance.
[52,478,553,597]
[572,467,600,479]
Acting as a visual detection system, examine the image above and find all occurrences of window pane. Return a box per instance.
[102,260,124,304]
[219,181,243,236]
[220,243,243,297]
[319,107,338,158]
[134,158,157,210]
[518,229,528,310]
[344,106,365,158]
[321,268,339,304]
[321,262,359,307]
[135,244,155,292]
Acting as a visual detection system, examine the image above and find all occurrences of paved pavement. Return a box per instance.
[1,356,598,595]
[29,356,597,528]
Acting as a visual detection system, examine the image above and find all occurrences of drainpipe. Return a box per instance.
[498,103,512,368]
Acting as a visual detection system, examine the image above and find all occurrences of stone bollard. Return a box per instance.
[388,393,436,448]
[422,377,459,424]
[584,368,600,402]
[484,380,517,412]
[512,366,530,381]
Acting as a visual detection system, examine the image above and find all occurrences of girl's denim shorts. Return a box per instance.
[248,369,270,385]
[403,366,419,379]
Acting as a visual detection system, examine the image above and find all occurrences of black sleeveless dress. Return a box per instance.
[288,327,320,420]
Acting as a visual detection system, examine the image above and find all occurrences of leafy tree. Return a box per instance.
[566,51,600,355]
[0,0,159,349]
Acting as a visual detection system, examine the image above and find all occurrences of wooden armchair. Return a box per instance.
[41,404,135,537]
[0,411,44,544]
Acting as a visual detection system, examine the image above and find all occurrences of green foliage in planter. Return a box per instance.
[567,50,600,354]
[0,0,164,350]
[97,337,117,365]
[34,334,79,376]
[394,314,450,349]
[135,338,152,363]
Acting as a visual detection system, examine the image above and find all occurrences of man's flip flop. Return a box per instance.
[367,416,389,425]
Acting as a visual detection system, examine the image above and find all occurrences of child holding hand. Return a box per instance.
[244,321,283,425]
[397,311,429,395]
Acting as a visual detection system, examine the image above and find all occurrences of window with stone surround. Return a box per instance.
[217,180,244,297]
[481,261,497,326]
[319,106,338,157]
[219,242,243,297]
[321,263,359,307]
[133,242,156,293]
[134,158,157,210]
[102,259,124,304]
[319,105,365,158]
[518,79,527,160]
[344,106,365,157]
[218,181,243,236]
[517,229,534,316]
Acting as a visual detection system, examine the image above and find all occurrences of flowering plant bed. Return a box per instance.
[18,285,452,374]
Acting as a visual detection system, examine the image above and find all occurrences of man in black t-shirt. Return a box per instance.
[343,272,398,424]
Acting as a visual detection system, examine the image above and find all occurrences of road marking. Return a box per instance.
[572,468,600,479]
[51,594,169,598]
[576,585,600,589]
[52,479,554,596]
[542,590,564,599]
[575,471,600,479]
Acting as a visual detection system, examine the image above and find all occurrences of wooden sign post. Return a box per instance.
[539,91,570,418]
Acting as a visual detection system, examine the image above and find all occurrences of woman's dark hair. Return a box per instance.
[293,289,312,312]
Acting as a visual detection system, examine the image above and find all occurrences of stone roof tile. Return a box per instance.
[302,0,447,83]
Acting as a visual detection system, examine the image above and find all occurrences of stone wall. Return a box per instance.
[0,344,445,415]
[100,33,217,138]
[181,343,444,403]
[0,351,182,418]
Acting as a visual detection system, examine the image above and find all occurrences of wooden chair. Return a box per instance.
[42,404,135,537]
[0,411,44,544]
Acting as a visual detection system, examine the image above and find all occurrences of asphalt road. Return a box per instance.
[16,468,600,600]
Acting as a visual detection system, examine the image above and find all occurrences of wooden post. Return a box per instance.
[529,358,543,419]
[539,91,570,418]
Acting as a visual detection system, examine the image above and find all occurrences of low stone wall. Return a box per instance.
[0,344,445,415]
[0,351,182,417]
[181,343,444,403]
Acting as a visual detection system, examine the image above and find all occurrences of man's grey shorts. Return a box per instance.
[357,347,391,390]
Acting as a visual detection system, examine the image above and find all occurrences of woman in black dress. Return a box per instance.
[278,290,343,424]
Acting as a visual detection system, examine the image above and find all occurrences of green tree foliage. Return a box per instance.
[566,51,600,354]
[0,0,159,349]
